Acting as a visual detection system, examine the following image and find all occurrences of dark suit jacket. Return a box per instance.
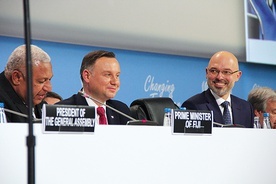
[181,89,254,128]
[56,93,131,125]
[0,71,43,123]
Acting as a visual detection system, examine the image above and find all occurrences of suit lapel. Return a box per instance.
[106,101,120,125]
[75,93,89,105]
[205,89,224,124]
[231,96,242,125]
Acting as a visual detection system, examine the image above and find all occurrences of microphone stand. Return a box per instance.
[78,91,159,126]
[23,0,35,184]
[79,91,136,121]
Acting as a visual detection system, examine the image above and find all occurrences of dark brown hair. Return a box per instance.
[80,50,115,81]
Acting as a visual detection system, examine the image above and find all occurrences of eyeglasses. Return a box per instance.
[208,69,239,76]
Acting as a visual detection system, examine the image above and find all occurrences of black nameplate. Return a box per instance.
[172,109,213,134]
[42,104,95,133]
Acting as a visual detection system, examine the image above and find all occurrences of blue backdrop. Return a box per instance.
[1,36,276,107]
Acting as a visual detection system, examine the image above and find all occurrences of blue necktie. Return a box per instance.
[221,101,231,124]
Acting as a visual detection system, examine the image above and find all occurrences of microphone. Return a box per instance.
[213,122,245,128]
[4,108,28,118]
[78,91,158,126]
[3,108,41,123]
[78,91,135,121]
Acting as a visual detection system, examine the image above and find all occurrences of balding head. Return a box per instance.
[206,51,242,99]
[208,51,239,71]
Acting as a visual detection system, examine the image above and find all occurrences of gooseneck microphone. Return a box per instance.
[3,108,41,123]
[213,121,245,128]
[4,108,28,118]
[78,91,158,125]
[78,91,136,121]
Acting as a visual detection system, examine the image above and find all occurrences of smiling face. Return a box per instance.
[206,51,242,99]
[82,57,121,103]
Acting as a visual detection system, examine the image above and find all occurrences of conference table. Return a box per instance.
[1,123,276,184]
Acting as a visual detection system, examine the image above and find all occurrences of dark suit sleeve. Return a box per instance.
[117,103,131,125]
[181,92,206,110]
[56,94,88,106]
[248,104,254,128]
[231,95,254,128]
[0,72,29,123]
[244,105,254,128]
[181,100,198,110]
[107,100,131,125]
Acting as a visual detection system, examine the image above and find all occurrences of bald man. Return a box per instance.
[181,51,254,128]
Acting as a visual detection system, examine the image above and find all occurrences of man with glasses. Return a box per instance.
[0,45,53,122]
[181,51,254,128]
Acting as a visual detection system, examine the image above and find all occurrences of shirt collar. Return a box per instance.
[210,89,231,106]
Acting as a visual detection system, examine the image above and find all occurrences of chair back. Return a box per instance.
[130,97,179,126]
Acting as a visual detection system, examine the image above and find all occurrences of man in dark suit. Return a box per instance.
[181,51,254,128]
[0,45,53,122]
[57,50,131,125]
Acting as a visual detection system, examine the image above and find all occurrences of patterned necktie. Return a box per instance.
[97,107,107,125]
[221,101,231,124]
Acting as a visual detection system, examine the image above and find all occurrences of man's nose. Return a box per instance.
[43,80,52,92]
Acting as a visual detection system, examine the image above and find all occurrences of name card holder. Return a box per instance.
[42,104,96,133]
[171,109,213,135]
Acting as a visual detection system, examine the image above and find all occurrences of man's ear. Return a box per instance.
[10,70,23,86]
[82,69,91,83]
[235,71,242,82]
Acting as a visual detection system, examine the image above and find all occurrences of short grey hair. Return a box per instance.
[248,87,276,112]
[4,44,51,77]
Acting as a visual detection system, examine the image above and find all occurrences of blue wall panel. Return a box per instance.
[1,36,275,107]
